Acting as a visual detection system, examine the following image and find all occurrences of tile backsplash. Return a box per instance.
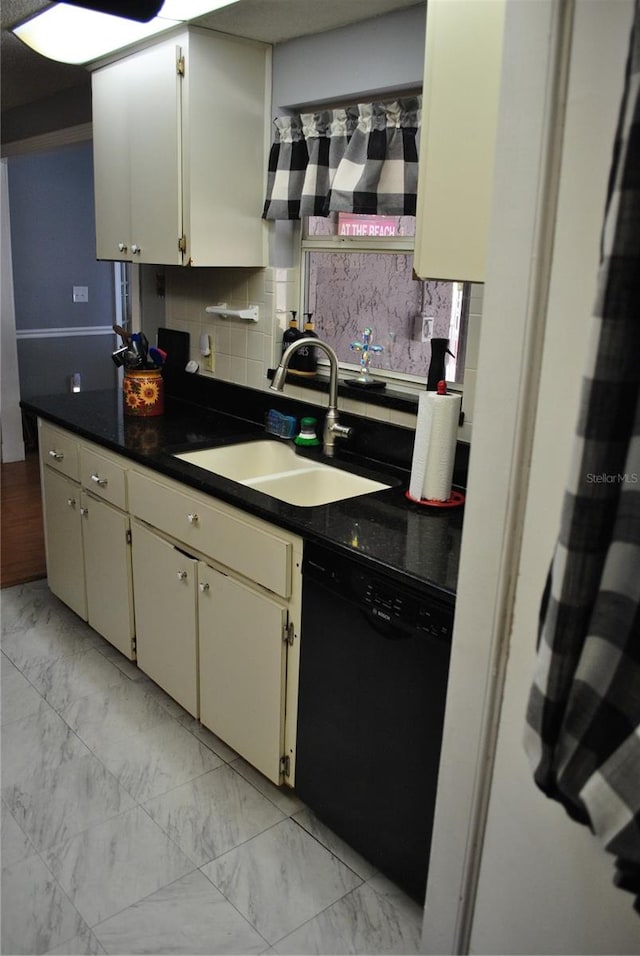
[162,266,482,440]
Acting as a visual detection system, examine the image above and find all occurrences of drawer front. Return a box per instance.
[129,469,293,598]
[80,445,127,510]
[39,421,79,481]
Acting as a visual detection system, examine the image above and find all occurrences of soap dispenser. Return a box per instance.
[294,313,318,376]
[282,311,303,357]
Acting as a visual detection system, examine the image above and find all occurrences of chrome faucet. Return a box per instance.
[270,338,352,456]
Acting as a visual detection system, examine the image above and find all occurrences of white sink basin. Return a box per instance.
[173,440,391,506]
[244,466,389,507]
[175,440,311,482]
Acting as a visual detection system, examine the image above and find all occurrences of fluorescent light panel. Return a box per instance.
[13,0,238,65]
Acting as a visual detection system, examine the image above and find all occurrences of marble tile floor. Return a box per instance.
[1,580,424,955]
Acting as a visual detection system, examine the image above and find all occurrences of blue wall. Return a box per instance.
[8,142,117,397]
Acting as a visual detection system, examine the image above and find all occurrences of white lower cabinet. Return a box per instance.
[198,562,288,783]
[131,520,199,716]
[39,419,303,786]
[39,419,135,659]
[128,465,302,786]
[81,491,135,660]
[41,467,87,620]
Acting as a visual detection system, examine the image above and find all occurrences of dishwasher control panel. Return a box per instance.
[304,544,454,643]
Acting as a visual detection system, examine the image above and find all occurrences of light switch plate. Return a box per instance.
[73,286,88,303]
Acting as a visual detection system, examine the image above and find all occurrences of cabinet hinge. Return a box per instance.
[283,620,295,645]
[131,635,137,655]
[178,235,187,253]
[280,754,291,778]
[177,54,185,76]
[126,528,132,545]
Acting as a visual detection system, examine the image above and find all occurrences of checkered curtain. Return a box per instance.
[262,97,421,220]
[525,2,640,912]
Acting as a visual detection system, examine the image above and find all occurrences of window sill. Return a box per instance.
[267,368,465,424]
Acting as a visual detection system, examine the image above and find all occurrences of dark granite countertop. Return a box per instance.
[22,388,464,602]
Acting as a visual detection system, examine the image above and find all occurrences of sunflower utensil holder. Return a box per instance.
[123,369,164,417]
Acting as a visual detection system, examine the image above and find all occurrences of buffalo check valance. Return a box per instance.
[525,1,640,914]
[262,97,421,220]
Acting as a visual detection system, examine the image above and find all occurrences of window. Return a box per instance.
[301,214,468,388]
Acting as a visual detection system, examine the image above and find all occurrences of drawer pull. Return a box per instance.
[48,450,64,461]
[199,582,210,593]
[90,473,108,487]
[187,512,199,524]
[177,570,188,581]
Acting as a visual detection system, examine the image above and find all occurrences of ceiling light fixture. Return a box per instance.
[63,1,164,22]
[12,0,239,66]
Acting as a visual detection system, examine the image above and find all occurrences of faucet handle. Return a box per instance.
[330,422,352,442]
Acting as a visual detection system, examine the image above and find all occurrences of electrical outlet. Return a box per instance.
[421,316,434,343]
[72,286,88,303]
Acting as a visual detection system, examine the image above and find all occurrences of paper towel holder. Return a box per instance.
[405,489,465,508]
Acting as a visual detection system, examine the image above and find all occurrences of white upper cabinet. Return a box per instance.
[91,27,270,266]
[413,0,505,282]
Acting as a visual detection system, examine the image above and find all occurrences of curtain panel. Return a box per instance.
[262,97,421,221]
[525,1,640,913]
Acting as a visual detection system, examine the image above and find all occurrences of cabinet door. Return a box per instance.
[184,29,268,267]
[126,39,182,265]
[81,492,135,659]
[41,467,87,620]
[413,0,505,281]
[92,59,132,261]
[92,38,182,265]
[198,562,287,784]
[131,520,198,715]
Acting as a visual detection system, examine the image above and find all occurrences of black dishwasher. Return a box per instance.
[294,541,453,903]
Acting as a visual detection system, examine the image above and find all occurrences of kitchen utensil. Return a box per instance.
[113,324,131,344]
[148,347,167,367]
[111,345,129,367]
[122,347,143,369]
[128,336,146,365]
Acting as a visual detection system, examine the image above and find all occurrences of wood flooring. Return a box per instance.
[1,452,47,589]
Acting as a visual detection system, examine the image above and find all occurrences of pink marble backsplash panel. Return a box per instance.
[307,252,454,378]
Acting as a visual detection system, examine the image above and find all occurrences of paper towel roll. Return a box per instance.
[409,390,461,502]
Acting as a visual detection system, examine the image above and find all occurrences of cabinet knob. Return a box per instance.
[131,244,141,255]
[118,242,128,253]
[199,581,210,593]
[187,513,199,524]
[177,570,188,581]
[90,473,108,487]
[80,507,89,516]
[67,497,77,508]
[48,449,64,461]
